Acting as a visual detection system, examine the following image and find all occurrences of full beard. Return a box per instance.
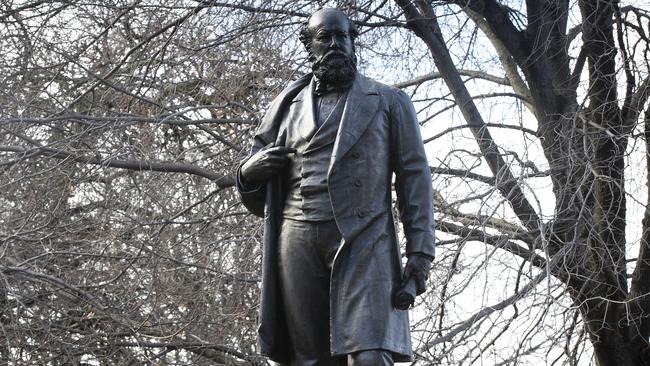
[312,50,357,87]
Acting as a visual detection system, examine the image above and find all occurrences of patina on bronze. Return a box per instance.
[236,8,435,366]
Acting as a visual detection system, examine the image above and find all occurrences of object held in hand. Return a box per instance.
[393,277,417,310]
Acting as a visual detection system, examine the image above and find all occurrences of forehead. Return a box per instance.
[307,10,350,33]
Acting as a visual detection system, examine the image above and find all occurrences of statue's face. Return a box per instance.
[307,10,354,61]
[307,9,357,86]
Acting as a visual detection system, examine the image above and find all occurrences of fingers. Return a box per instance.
[414,274,427,295]
[263,149,293,164]
[402,263,418,288]
[250,145,295,165]
[263,152,292,162]
[241,145,296,183]
[404,268,426,295]
[402,256,431,295]
[253,145,295,164]
[265,146,297,155]
[262,156,292,170]
[259,146,295,168]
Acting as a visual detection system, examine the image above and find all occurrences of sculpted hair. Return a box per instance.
[299,9,359,60]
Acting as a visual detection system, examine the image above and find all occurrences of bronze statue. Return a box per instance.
[236,8,435,366]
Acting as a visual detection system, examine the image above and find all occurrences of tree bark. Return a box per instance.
[405,1,650,364]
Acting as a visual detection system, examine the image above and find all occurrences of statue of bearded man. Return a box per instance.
[236,8,436,366]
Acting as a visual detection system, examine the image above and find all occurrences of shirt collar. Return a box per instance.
[312,74,355,96]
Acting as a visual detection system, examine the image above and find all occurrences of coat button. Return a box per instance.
[352,151,361,159]
[354,178,362,187]
[354,208,366,218]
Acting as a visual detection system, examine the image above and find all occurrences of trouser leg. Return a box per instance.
[350,350,394,366]
[277,219,345,366]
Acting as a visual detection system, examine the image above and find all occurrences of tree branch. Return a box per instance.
[393,69,510,89]
[436,221,543,267]
[0,145,234,187]
[395,0,540,231]
[417,270,547,351]
[1,266,105,310]
[113,340,257,365]
[623,76,650,126]
[424,122,538,144]
[448,0,529,62]
[64,5,208,110]
[0,114,256,126]
[462,8,534,115]
[629,107,650,341]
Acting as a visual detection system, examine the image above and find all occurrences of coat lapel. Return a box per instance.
[254,73,311,149]
[328,75,379,175]
[292,81,317,141]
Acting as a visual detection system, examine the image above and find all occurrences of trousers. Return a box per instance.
[277,218,394,366]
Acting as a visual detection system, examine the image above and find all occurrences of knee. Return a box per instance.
[351,350,393,366]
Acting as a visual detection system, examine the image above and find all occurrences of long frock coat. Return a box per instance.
[236,73,435,363]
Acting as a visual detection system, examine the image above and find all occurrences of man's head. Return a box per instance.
[299,8,359,87]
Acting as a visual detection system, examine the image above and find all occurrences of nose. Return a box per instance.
[328,37,341,49]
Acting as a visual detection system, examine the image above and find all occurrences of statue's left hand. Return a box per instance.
[402,253,433,296]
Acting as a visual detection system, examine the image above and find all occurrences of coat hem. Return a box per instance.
[331,344,413,363]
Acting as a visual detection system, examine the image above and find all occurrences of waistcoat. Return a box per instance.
[282,89,346,221]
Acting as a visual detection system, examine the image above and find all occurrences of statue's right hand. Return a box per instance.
[240,144,296,184]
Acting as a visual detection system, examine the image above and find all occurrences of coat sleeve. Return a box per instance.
[235,99,280,218]
[390,89,436,258]
[235,74,312,218]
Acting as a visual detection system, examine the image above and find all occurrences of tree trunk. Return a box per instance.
[403,1,650,364]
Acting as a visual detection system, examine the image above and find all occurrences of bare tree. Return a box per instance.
[0,1,297,364]
[1,0,649,365]
[391,1,650,365]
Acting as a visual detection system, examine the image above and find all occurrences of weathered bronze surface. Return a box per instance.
[236,8,435,365]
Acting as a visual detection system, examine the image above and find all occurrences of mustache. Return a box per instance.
[316,50,349,63]
[313,50,356,70]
